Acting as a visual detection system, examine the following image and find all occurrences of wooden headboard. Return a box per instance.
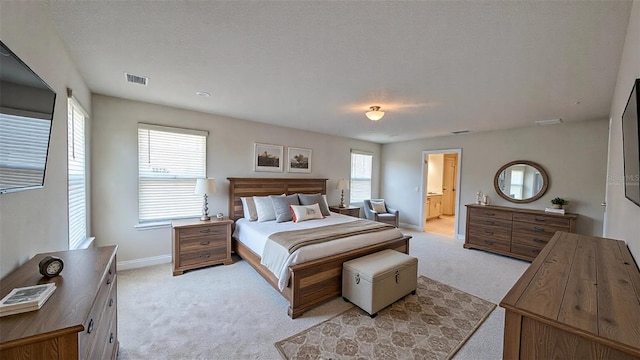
[227,178,328,221]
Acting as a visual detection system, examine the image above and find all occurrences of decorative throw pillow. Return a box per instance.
[270,194,300,223]
[370,199,387,213]
[297,193,330,216]
[240,197,258,221]
[254,196,278,222]
[290,203,324,223]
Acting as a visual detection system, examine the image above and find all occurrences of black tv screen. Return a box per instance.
[0,41,56,194]
[622,78,640,206]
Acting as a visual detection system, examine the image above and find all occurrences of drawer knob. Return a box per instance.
[199,240,210,246]
[200,253,210,259]
[485,212,495,216]
[87,319,94,334]
[395,270,400,283]
[109,298,114,307]
[199,229,211,233]
[534,217,546,222]
[533,238,547,244]
[106,277,112,285]
[484,240,494,245]
[109,333,115,344]
[485,220,495,225]
[533,227,545,233]
[484,229,494,235]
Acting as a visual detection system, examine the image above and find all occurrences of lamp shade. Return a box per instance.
[336,179,349,190]
[365,106,385,121]
[194,178,216,195]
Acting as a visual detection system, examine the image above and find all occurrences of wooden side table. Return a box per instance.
[329,205,360,218]
[171,218,233,276]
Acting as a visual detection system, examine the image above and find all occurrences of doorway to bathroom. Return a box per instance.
[420,149,461,238]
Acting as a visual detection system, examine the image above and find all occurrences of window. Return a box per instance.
[68,98,88,250]
[350,150,373,204]
[138,124,207,223]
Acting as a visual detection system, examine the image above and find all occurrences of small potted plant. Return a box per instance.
[550,197,568,209]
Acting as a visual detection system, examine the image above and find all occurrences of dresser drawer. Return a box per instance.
[513,221,564,238]
[469,216,513,228]
[87,276,117,360]
[468,233,511,252]
[80,263,116,358]
[512,213,572,228]
[178,225,227,240]
[511,231,552,249]
[469,225,512,243]
[469,207,513,221]
[510,242,543,259]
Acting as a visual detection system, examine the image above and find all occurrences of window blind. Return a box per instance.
[350,150,373,204]
[68,99,87,250]
[138,124,207,222]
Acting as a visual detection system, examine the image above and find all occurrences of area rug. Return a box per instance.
[275,276,496,360]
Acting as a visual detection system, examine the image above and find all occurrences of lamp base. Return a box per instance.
[200,215,211,221]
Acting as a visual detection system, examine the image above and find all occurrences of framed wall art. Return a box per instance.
[254,143,284,172]
[287,147,312,173]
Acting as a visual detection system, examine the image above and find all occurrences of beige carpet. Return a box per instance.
[275,276,496,360]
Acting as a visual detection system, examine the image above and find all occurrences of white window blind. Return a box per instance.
[138,124,207,222]
[350,150,373,204]
[68,98,87,250]
[0,113,50,190]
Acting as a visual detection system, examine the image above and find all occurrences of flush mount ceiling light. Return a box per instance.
[365,106,385,121]
[196,91,211,97]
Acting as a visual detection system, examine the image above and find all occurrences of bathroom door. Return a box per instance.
[442,153,457,215]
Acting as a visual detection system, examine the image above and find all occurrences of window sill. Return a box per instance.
[135,221,171,230]
[71,236,95,250]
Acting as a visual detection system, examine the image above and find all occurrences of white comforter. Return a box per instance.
[232,212,404,290]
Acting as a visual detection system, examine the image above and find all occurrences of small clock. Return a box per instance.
[39,256,64,278]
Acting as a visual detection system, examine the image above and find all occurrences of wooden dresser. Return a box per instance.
[501,232,640,359]
[329,205,361,218]
[172,218,233,276]
[464,204,578,261]
[0,246,118,359]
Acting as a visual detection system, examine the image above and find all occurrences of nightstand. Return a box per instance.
[329,205,361,218]
[171,218,233,276]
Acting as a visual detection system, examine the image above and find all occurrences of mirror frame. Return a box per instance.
[493,160,549,203]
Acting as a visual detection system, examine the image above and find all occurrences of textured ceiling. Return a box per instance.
[46,1,632,143]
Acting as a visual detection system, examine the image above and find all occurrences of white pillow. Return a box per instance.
[370,199,387,213]
[290,203,324,223]
[240,197,258,221]
[254,196,277,222]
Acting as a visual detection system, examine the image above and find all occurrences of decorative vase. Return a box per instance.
[552,204,562,209]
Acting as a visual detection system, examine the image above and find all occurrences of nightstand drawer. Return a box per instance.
[468,207,512,221]
[180,247,228,267]
[179,236,226,252]
[178,225,227,240]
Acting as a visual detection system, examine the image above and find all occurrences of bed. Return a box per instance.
[227,177,412,318]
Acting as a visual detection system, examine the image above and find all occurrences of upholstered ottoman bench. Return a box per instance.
[342,249,418,317]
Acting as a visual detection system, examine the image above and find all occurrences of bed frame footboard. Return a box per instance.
[233,235,411,318]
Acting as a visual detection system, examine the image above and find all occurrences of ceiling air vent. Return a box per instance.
[124,73,149,86]
[451,130,470,135]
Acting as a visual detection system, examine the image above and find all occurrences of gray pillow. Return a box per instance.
[298,193,330,216]
[270,194,300,223]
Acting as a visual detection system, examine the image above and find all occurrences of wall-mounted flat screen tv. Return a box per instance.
[0,41,56,194]
[622,78,640,207]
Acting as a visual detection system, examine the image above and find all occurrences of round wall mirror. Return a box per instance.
[494,160,549,203]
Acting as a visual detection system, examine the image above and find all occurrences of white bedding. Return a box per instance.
[232,212,404,291]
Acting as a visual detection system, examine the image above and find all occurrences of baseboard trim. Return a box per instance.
[117,254,171,271]
[400,222,421,231]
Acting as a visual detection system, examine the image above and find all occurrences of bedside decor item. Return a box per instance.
[287,147,312,173]
[194,178,216,221]
[0,283,56,317]
[365,106,385,121]
[254,143,284,172]
[38,255,64,278]
[550,197,568,209]
[336,179,349,207]
[216,212,224,220]
[171,218,233,275]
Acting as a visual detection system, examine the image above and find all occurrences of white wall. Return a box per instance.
[381,119,609,237]
[0,2,92,278]
[427,154,444,194]
[91,95,381,265]
[605,0,640,260]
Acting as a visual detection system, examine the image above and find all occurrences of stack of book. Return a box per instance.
[0,283,56,317]
[545,207,565,215]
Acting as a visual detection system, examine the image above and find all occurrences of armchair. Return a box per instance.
[363,199,399,227]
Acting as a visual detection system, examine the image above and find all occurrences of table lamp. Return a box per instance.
[194,178,216,220]
[336,179,349,208]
